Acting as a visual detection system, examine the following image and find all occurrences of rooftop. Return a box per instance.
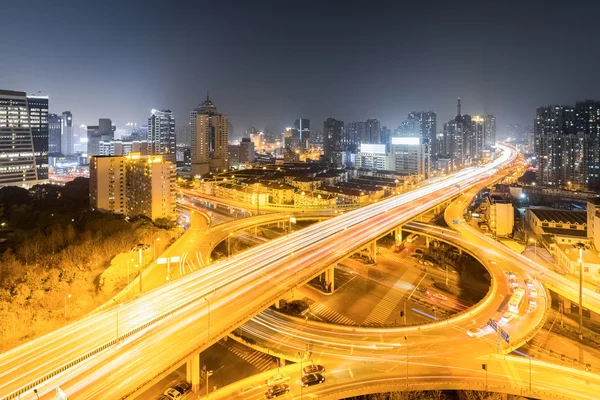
[542,227,587,237]
[528,208,587,225]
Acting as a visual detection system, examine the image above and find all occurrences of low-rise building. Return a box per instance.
[294,190,337,208]
[260,181,295,205]
[526,208,587,237]
[289,177,321,192]
[485,195,514,237]
[555,243,600,282]
[214,182,268,206]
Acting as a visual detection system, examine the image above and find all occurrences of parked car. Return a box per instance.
[265,384,290,398]
[163,388,182,400]
[266,373,290,387]
[173,381,191,395]
[302,364,325,375]
[415,248,424,255]
[301,373,326,387]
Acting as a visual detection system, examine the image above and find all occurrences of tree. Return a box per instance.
[154,217,176,230]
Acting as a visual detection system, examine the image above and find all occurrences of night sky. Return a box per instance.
[2,0,600,137]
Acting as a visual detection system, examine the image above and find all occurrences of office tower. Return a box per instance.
[48,113,62,155]
[148,109,176,163]
[27,94,49,181]
[0,90,38,186]
[86,125,100,155]
[61,111,74,155]
[344,121,363,151]
[176,124,191,147]
[190,96,228,176]
[484,114,496,148]
[380,126,392,150]
[293,119,310,146]
[90,153,176,220]
[323,117,345,161]
[391,137,427,179]
[575,101,600,191]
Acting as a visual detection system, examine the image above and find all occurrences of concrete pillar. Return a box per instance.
[187,352,201,393]
[370,241,377,263]
[325,266,335,292]
[279,357,286,367]
[254,226,258,236]
[418,214,423,222]
[274,299,280,309]
[563,298,572,311]
[395,227,403,244]
[425,236,430,247]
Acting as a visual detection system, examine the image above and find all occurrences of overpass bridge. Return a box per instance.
[0,147,518,400]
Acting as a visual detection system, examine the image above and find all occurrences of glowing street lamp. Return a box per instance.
[64,294,71,318]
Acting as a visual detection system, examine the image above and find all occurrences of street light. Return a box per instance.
[64,294,71,318]
[153,237,160,260]
[203,297,210,339]
[227,233,233,259]
[127,258,134,286]
[574,242,586,340]
[112,299,120,343]
[298,351,304,400]
[529,238,537,262]
[404,336,408,388]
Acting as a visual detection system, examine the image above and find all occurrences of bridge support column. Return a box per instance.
[369,241,377,263]
[274,299,280,309]
[425,236,430,247]
[254,226,258,236]
[395,227,403,244]
[187,352,201,393]
[325,265,335,292]
[562,297,572,311]
[418,214,423,222]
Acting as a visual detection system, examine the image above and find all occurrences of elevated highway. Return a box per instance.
[0,147,516,400]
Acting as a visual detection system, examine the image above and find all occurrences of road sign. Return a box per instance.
[488,318,498,332]
[453,219,459,225]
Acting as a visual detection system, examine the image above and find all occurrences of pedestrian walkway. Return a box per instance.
[362,268,421,326]
[307,302,356,325]
[217,341,277,372]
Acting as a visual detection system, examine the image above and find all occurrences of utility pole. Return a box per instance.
[574,242,585,340]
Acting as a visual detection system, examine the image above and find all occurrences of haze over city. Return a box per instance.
[2,0,600,134]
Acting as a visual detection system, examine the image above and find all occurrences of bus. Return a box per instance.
[507,288,525,314]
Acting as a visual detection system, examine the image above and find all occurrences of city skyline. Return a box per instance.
[3,1,600,134]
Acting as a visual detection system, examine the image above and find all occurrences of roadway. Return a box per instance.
[0,146,516,400]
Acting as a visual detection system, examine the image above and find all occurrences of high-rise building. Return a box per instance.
[323,117,345,162]
[391,137,427,179]
[364,118,381,144]
[27,94,48,181]
[61,111,74,155]
[0,90,38,187]
[293,119,310,146]
[89,153,176,220]
[471,116,485,159]
[48,113,62,155]
[191,96,228,176]
[148,109,176,163]
[534,101,600,191]
[87,125,100,155]
[484,114,496,148]
[343,121,363,151]
[398,112,437,154]
[442,99,472,167]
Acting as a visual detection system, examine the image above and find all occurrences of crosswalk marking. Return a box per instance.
[218,341,277,372]
[362,268,422,326]
[308,302,356,325]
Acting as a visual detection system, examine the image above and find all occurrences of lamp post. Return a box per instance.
[203,297,210,339]
[404,336,408,388]
[529,238,537,262]
[127,258,133,286]
[574,242,585,340]
[64,294,71,318]
[298,351,303,400]
[227,233,233,259]
[112,299,119,343]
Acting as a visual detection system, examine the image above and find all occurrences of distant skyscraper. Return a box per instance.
[293,119,310,146]
[27,94,48,181]
[364,118,381,144]
[148,109,176,163]
[399,112,437,155]
[191,96,229,176]
[0,89,38,187]
[442,99,471,166]
[323,117,345,161]
[86,125,100,155]
[61,111,74,155]
[48,113,62,155]
[484,114,496,148]
[176,124,191,147]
